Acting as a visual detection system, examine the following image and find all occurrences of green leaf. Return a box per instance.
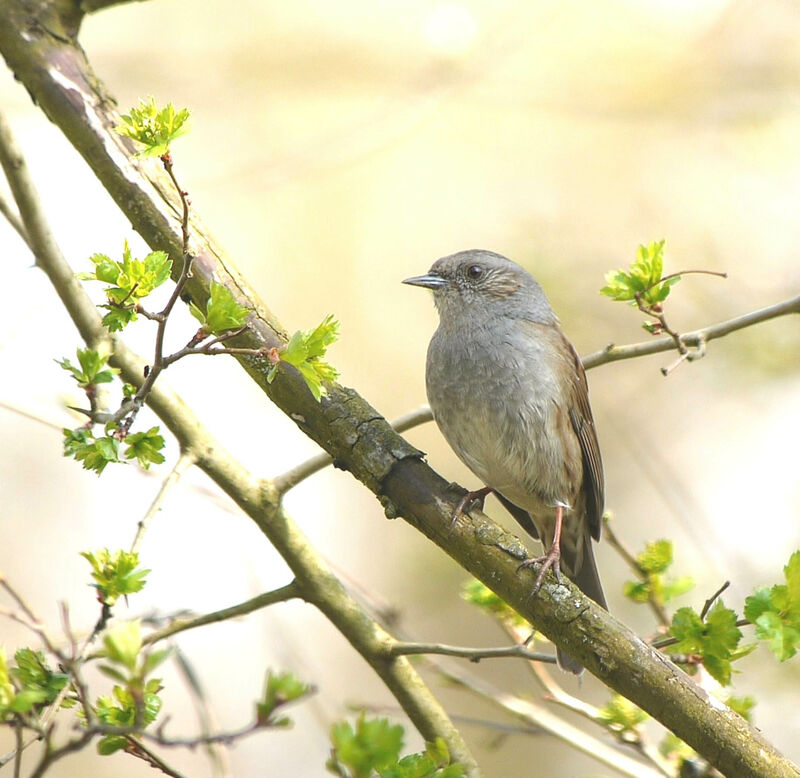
[116,97,191,157]
[597,694,649,737]
[81,549,150,606]
[81,244,173,331]
[57,348,117,387]
[267,315,340,401]
[86,253,120,283]
[200,282,250,334]
[189,300,206,325]
[637,539,673,573]
[461,578,529,628]
[97,735,129,755]
[669,601,742,685]
[257,670,313,724]
[328,714,405,778]
[600,240,679,306]
[63,431,121,475]
[103,621,142,671]
[622,580,651,603]
[726,694,756,721]
[663,575,695,602]
[744,552,800,661]
[123,427,166,469]
[142,649,171,676]
[10,649,70,711]
[0,651,16,717]
[100,306,138,332]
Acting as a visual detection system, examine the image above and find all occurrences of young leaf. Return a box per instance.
[266,315,340,401]
[10,649,70,711]
[637,539,673,574]
[63,431,121,475]
[116,97,191,157]
[123,426,166,469]
[57,348,117,387]
[744,552,800,661]
[670,601,742,685]
[257,670,313,725]
[600,240,680,307]
[198,282,250,334]
[597,694,649,739]
[0,651,16,718]
[102,621,143,671]
[81,549,150,606]
[461,578,529,628]
[328,714,404,777]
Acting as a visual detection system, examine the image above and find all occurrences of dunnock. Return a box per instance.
[404,249,606,673]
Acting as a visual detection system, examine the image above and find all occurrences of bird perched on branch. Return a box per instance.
[403,249,606,673]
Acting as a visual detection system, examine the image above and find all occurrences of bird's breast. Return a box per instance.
[425,321,583,512]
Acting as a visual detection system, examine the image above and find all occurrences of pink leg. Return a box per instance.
[517,504,564,594]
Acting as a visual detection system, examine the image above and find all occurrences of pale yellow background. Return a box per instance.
[1,1,799,776]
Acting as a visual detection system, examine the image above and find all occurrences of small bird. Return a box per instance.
[403,249,606,673]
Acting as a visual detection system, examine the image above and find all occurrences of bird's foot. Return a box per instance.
[450,485,494,529]
[517,544,562,596]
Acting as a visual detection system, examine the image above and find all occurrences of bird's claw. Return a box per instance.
[449,486,494,530]
[517,545,562,595]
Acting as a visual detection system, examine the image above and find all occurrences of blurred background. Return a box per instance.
[1,0,799,775]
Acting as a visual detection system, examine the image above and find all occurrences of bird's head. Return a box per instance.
[403,249,556,326]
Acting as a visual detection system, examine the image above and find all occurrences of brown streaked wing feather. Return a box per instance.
[565,340,604,540]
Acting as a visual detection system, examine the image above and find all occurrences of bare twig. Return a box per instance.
[0,578,59,655]
[700,581,731,620]
[130,449,198,554]
[0,192,30,248]
[432,661,666,778]
[141,582,301,647]
[583,294,800,370]
[388,641,556,664]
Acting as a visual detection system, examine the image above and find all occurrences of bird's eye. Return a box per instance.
[466,264,484,280]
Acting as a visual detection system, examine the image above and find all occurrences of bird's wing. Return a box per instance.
[566,340,604,541]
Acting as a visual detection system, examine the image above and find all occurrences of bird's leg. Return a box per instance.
[450,485,494,529]
[517,504,564,594]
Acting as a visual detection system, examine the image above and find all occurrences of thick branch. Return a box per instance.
[1,5,798,777]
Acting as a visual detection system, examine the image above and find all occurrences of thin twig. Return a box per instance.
[583,294,800,370]
[170,645,232,778]
[0,578,59,655]
[125,737,187,778]
[432,660,666,778]
[130,449,198,554]
[141,582,301,647]
[0,192,30,248]
[700,581,731,620]
[388,641,556,664]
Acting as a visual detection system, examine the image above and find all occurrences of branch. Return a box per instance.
[0,191,30,248]
[129,449,197,554]
[0,7,798,777]
[432,661,666,778]
[583,294,800,370]
[141,583,302,647]
[0,99,479,775]
[388,641,556,664]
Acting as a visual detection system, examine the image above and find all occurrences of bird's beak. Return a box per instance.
[402,272,446,290]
